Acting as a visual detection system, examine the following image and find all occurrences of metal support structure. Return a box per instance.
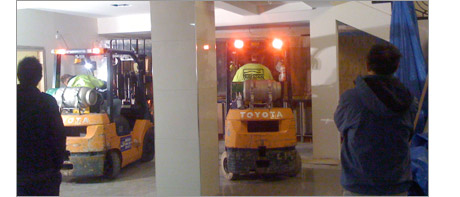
[143,39,146,55]
[107,52,113,122]
[285,49,293,108]
[226,42,233,113]
[53,54,62,88]
[299,101,305,142]
[293,106,299,138]
[136,54,152,120]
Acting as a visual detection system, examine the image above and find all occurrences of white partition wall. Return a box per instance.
[310,15,342,162]
[150,1,219,196]
[309,2,391,163]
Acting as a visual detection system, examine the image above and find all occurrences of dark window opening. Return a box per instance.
[247,121,279,133]
[65,126,87,137]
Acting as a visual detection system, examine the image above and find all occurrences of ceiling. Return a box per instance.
[16,1,428,21]
[16,1,329,19]
[16,1,152,18]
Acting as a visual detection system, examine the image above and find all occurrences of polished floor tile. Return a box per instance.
[60,141,343,196]
[217,142,343,196]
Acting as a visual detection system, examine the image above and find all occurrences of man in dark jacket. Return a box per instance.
[17,57,66,196]
[334,44,417,196]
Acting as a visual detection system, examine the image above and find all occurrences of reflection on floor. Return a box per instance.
[219,168,342,196]
[60,160,155,196]
[218,141,343,196]
[60,141,342,196]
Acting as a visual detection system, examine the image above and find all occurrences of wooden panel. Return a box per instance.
[289,36,311,99]
[338,30,388,95]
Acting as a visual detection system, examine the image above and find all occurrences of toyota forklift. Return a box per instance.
[220,38,301,180]
[47,48,154,179]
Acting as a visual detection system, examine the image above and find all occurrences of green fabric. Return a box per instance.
[45,88,58,96]
[67,75,105,89]
[232,63,273,82]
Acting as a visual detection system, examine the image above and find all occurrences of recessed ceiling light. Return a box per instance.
[111,4,131,7]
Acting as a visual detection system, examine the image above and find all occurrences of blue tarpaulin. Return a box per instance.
[390,2,428,196]
[390,1,428,135]
[409,133,428,196]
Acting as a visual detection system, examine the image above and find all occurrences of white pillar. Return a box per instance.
[150,1,219,196]
[310,15,341,162]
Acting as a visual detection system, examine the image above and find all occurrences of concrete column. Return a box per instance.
[150,1,219,196]
[310,15,341,163]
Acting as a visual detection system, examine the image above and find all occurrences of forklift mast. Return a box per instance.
[51,48,152,122]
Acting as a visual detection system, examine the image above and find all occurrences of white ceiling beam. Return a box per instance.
[302,1,334,9]
[256,2,290,14]
[214,1,260,16]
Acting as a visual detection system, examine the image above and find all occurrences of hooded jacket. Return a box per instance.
[334,75,417,195]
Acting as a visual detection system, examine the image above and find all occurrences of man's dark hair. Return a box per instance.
[17,57,42,86]
[367,44,402,75]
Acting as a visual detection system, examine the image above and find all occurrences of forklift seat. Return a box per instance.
[114,115,131,136]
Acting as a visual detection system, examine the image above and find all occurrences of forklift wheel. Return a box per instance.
[220,151,238,180]
[140,127,155,162]
[104,151,121,179]
[287,151,301,177]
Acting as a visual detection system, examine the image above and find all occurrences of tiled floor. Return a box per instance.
[60,160,156,196]
[218,142,343,196]
[60,141,343,196]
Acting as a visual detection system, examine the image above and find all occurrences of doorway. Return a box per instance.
[17,46,46,91]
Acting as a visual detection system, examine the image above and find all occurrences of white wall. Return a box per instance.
[17,9,100,89]
[98,13,151,35]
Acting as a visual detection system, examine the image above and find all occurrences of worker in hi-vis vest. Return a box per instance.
[60,74,106,89]
[232,53,273,82]
[231,53,274,109]
[60,74,122,116]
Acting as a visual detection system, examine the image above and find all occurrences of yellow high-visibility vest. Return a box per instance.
[232,63,273,82]
[67,75,105,89]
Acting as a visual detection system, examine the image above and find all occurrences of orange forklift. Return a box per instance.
[220,38,301,180]
[47,48,154,179]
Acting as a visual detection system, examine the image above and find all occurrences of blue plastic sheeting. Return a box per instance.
[407,133,428,196]
[390,1,428,134]
[411,133,428,149]
[409,146,428,196]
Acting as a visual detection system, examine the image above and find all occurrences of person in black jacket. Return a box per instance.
[17,57,66,196]
[334,44,417,196]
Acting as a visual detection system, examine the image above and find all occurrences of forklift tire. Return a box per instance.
[287,151,301,177]
[140,127,155,162]
[220,151,238,180]
[104,151,121,179]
